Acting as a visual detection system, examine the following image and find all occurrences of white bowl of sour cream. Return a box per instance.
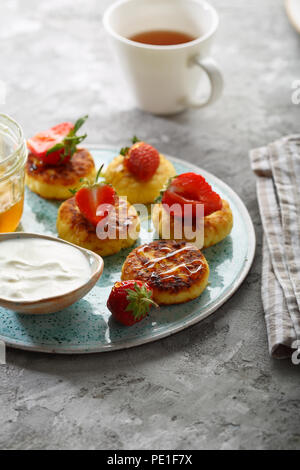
[0,233,104,314]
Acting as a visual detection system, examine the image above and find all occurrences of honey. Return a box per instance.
[0,197,24,233]
[0,114,27,233]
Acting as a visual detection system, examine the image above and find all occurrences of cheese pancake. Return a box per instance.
[25,148,96,200]
[152,199,233,249]
[121,240,209,305]
[105,153,176,204]
[57,196,140,257]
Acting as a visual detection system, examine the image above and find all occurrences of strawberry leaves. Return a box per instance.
[46,115,88,161]
[132,135,140,144]
[107,280,158,326]
[73,115,88,133]
[120,136,141,156]
[120,147,130,156]
[126,282,158,320]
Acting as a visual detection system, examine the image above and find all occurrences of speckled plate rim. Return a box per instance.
[0,145,256,354]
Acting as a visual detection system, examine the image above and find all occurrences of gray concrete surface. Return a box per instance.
[1,0,300,450]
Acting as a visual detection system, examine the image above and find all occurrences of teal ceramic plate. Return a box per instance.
[0,146,255,354]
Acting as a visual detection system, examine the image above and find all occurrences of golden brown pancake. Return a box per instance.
[121,240,209,304]
[25,148,96,200]
[152,199,233,249]
[57,196,140,257]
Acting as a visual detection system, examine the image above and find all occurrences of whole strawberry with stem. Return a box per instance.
[107,280,158,326]
[120,136,160,182]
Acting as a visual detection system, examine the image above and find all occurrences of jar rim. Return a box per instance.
[0,113,25,166]
[0,114,27,183]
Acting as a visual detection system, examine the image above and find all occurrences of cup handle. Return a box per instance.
[187,56,223,108]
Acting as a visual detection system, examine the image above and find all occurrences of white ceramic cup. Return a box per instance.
[103,0,223,115]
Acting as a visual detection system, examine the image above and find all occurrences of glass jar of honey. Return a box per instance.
[0,114,27,233]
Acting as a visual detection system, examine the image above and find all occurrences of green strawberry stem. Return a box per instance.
[120,147,130,156]
[141,298,159,308]
[46,115,88,160]
[126,282,159,320]
[120,136,141,156]
[132,135,140,144]
[95,164,104,183]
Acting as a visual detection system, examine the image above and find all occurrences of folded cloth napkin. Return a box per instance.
[250,136,300,359]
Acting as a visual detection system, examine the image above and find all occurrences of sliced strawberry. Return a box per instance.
[124,142,160,182]
[27,116,88,166]
[162,172,222,217]
[75,183,117,227]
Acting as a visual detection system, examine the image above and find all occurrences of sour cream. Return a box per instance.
[0,238,91,302]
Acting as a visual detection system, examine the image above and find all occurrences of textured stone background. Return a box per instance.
[1,0,300,450]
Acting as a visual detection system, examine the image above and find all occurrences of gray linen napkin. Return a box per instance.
[250,136,300,359]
